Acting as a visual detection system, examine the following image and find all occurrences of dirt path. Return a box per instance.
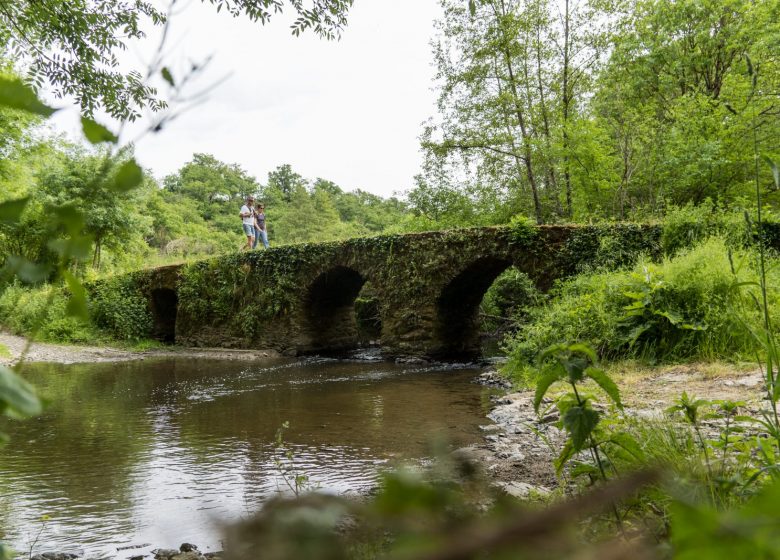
[0,331,282,367]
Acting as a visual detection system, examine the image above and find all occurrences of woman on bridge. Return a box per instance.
[253,202,269,249]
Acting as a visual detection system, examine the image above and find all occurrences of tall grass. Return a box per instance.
[503,237,779,384]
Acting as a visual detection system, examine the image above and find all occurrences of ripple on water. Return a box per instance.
[0,356,492,558]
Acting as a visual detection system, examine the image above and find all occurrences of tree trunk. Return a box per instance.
[561,0,573,219]
[495,0,543,223]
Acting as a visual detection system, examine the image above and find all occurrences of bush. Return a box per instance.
[480,268,542,334]
[89,276,153,340]
[661,201,760,256]
[0,284,97,343]
[503,237,775,384]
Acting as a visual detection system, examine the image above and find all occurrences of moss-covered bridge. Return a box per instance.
[111,224,663,359]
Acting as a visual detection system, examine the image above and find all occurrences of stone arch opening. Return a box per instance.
[303,266,366,354]
[150,288,178,344]
[432,257,513,360]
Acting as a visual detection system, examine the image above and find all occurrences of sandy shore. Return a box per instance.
[0,331,282,367]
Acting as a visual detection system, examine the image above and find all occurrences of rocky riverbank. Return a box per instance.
[464,361,768,498]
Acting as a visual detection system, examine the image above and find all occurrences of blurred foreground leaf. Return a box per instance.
[0,77,56,116]
[81,116,118,144]
[112,159,143,192]
[63,270,89,320]
[1,255,50,284]
[0,365,43,419]
[0,197,30,224]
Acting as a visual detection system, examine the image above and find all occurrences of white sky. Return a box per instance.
[46,0,443,198]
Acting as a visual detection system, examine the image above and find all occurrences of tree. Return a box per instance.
[266,164,308,203]
[591,0,780,214]
[0,0,353,120]
[37,148,149,268]
[163,153,259,217]
[422,0,613,224]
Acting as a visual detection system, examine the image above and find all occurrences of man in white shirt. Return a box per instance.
[239,195,256,250]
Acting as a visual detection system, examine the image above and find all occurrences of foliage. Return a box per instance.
[0,0,353,120]
[415,0,780,225]
[533,343,627,486]
[88,276,153,341]
[480,268,542,335]
[0,284,96,344]
[504,238,774,382]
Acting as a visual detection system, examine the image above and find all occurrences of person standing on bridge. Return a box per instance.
[253,202,270,250]
[239,195,256,250]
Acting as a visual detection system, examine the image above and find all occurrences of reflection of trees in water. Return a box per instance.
[0,361,162,538]
[171,361,487,456]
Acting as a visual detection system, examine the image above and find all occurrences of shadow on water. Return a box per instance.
[0,354,499,557]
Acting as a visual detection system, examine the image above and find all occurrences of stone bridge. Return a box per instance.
[118,224,662,359]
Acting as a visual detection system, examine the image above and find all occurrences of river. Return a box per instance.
[0,355,496,558]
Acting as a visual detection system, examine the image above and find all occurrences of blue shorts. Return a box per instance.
[242,223,255,236]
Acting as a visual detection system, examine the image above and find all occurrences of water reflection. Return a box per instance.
[0,357,493,557]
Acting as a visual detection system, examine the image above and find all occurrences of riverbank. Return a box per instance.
[472,360,766,496]
[0,331,282,367]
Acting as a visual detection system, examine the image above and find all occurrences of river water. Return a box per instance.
[0,355,495,558]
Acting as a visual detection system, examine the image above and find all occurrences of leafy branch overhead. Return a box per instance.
[0,0,353,121]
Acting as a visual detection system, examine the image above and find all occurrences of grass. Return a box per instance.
[0,342,11,359]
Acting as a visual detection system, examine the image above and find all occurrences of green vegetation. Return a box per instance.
[503,237,776,383]
[2,0,780,557]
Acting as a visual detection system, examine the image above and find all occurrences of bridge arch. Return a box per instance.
[150,287,178,343]
[430,256,515,359]
[302,265,367,354]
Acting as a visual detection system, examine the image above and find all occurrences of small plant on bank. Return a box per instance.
[533,344,634,478]
[272,421,315,497]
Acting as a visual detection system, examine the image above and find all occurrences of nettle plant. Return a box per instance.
[533,343,644,482]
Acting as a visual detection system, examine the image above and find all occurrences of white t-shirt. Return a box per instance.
[240,205,254,226]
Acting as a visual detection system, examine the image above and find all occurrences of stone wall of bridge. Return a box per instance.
[105,223,664,359]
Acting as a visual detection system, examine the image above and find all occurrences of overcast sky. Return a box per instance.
[46,0,443,199]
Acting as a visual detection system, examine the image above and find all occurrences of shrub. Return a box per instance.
[503,238,775,384]
[0,284,98,343]
[480,268,542,334]
[660,201,763,256]
[88,276,153,340]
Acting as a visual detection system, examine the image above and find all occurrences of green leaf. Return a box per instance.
[0,365,43,418]
[608,432,645,461]
[534,364,563,412]
[63,270,88,320]
[0,77,56,116]
[111,159,143,192]
[47,234,93,261]
[161,67,175,87]
[655,309,683,324]
[1,255,50,284]
[562,405,600,451]
[0,197,30,224]
[569,461,600,479]
[763,155,779,191]
[567,343,598,364]
[81,117,118,144]
[468,0,477,16]
[52,205,85,234]
[555,440,576,475]
[585,367,623,409]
